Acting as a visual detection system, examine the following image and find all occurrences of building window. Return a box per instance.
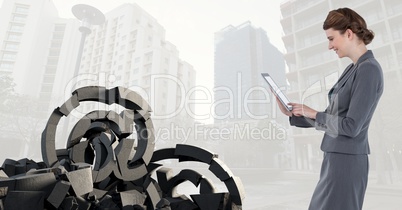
[12,15,26,23]
[145,52,153,62]
[1,52,17,61]
[7,33,21,41]
[130,41,136,50]
[385,1,402,16]
[4,43,19,51]
[54,24,65,31]
[43,75,55,84]
[41,84,52,93]
[9,24,24,32]
[14,4,29,14]
[45,66,57,74]
[144,64,152,73]
[52,32,64,39]
[51,41,62,48]
[131,30,137,39]
[143,76,150,85]
[47,57,58,65]
[391,23,402,40]
[0,62,14,70]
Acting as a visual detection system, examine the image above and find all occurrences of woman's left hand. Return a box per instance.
[289,103,318,119]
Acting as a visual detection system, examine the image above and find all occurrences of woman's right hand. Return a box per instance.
[276,97,292,117]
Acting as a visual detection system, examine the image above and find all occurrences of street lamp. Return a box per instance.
[72,4,105,78]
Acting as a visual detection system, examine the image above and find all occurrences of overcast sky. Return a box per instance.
[0,0,285,123]
[51,0,285,89]
[48,0,286,123]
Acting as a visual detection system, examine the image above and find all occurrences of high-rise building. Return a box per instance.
[73,3,196,147]
[0,1,197,158]
[214,21,287,123]
[0,0,58,96]
[0,0,82,159]
[280,0,402,174]
[212,21,290,168]
[0,0,82,116]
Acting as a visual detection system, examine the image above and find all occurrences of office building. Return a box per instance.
[212,21,290,168]
[0,0,197,157]
[0,0,82,115]
[74,3,196,146]
[214,21,287,123]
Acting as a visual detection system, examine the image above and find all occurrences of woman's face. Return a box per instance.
[325,28,350,58]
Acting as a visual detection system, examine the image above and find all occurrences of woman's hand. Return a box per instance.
[289,103,318,119]
[276,97,292,117]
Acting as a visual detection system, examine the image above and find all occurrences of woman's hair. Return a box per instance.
[323,8,374,45]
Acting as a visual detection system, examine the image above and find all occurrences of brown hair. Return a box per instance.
[323,8,374,45]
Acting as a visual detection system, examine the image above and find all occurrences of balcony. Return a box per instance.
[331,0,368,9]
[294,0,326,15]
[385,0,402,16]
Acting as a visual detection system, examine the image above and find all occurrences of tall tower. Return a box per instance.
[0,0,82,160]
[70,3,197,147]
[0,0,84,116]
[214,21,286,123]
[0,0,58,97]
[0,1,197,159]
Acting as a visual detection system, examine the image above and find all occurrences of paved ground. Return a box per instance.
[177,168,402,210]
[232,169,402,210]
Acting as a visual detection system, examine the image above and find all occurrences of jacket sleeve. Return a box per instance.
[289,115,315,128]
[314,61,383,137]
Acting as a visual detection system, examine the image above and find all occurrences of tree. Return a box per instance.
[0,76,45,161]
[0,75,17,128]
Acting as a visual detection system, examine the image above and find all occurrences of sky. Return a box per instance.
[45,0,286,123]
[51,0,285,94]
[0,0,285,123]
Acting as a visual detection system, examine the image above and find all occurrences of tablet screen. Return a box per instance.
[261,73,292,111]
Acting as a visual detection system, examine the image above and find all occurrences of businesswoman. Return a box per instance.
[276,8,384,210]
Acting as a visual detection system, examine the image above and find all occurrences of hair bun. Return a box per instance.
[323,8,375,45]
[362,28,375,45]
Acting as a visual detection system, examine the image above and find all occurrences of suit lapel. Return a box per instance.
[328,64,355,102]
[326,50,374,112]
[333,64,358,94]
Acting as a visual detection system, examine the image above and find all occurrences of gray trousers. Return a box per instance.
[308,152,369,210]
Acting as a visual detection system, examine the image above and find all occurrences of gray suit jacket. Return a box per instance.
[290,50,384,154]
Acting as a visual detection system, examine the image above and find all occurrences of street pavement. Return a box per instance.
[170,167,402,209]
[232,169,402,210]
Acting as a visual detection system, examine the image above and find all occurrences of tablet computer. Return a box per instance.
[261,73,292,111]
